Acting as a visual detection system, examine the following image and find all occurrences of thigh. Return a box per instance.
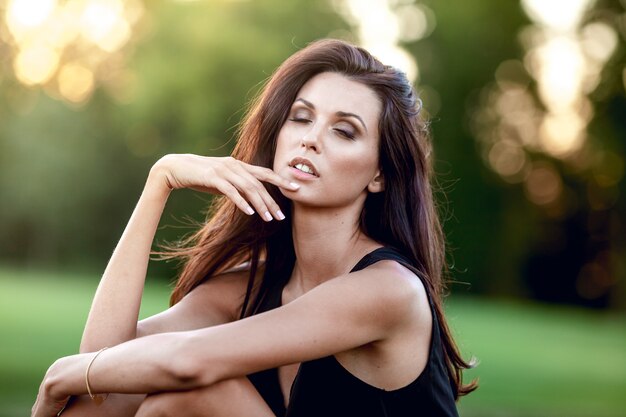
[59,394,145,416]
[135,377,276,417]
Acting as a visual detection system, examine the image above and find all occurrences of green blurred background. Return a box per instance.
[0,0,624,416]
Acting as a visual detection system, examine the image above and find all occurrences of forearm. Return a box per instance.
[80,168,171,352]
[51,333,204,399]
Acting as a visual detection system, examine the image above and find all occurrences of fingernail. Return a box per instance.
[246,206,254,215]
[289,182,300,189]
[277,210,286,220]
[264,211,273,221]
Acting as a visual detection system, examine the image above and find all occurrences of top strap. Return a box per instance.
[350,246,437,312]
[350,246,414,273]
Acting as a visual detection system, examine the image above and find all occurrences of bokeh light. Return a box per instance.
[6,0,57,32]
[13,43,60,85]
[470,0,622,212]
[519,0,617,158]
[1,0,145,105]
[488,141,527,181]
[58,62,95,103]
[79,0,131,52]
[332,0,439,116]
[524,161,563,206]
[332,0,435,84]
[521,0,591,32]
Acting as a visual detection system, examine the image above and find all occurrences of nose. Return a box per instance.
[301,124,322,153]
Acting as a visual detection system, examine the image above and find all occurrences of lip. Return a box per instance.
[289,157,319,177]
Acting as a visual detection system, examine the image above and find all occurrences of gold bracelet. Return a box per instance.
[85,347,109,405]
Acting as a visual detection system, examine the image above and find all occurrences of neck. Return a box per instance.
[289,203,381,292]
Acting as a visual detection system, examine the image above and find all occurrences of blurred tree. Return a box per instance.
[413,0,626,308]
[408,0,531,296]
[0,0,346,276]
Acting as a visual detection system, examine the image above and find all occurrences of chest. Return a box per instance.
[278,363,300,406]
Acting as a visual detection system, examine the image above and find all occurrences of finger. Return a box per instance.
[226,173,275,221]
[226,165,284,221]
[212,179,255,216]
[246,164,300,191]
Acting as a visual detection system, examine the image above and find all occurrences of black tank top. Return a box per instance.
[247,247,459,417]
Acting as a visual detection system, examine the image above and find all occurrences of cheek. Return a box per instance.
[333,149,379,181]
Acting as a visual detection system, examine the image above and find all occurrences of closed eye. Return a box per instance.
[334,128,355,140]
[288,117,312,123]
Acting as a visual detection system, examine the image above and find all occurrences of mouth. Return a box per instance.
[289,157,319,177]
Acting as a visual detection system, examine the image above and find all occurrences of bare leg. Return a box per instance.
[59,394,145,417]
[134,377,275,417]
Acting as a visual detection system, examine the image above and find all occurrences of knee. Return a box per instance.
[134,378,256,417]
[135,394,182,417]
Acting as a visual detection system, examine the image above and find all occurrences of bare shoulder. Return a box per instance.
[183,265,262,322]
[137,265,261,337]
[331,259,430,330]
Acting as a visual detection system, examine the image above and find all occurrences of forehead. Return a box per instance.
[295,72,381,126]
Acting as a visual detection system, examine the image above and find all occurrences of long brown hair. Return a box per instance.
[162,39,477,398]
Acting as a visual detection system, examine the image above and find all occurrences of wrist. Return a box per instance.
[44,358,76,400]
[85,347,110,404]
[146,163,173,199]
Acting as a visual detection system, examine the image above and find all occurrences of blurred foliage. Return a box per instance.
[412,0,626,309]
[410,0,532,298]
[0,0,346,274]
[0,0,624,309]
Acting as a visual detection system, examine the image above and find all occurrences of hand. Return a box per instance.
[32,361,71,417]
[150,154,299,221]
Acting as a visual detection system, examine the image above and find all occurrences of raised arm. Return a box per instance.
[79,165,170,352]
[81,154,298,351]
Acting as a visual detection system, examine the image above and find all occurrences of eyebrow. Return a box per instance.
[294,98,368,132]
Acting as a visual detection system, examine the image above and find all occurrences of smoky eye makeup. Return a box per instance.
[287,100,366,139]
[288,106,312,121]
[334,121,357,139]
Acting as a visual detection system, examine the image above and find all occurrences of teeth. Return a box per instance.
[294,163,314,175]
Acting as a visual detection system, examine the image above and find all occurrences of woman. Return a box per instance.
[32,39,476,417]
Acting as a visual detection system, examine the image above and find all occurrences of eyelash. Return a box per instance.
[334,128,355,140]
[288,118,356,140]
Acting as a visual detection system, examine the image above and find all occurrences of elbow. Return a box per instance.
[168,357,204,389]
[166,334,221,389]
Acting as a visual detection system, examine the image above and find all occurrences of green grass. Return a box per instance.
[1,268,625,417]
[0,268,170,416]
[448,298,626,417]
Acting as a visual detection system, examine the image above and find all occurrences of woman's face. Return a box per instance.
[273,72,383,209]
